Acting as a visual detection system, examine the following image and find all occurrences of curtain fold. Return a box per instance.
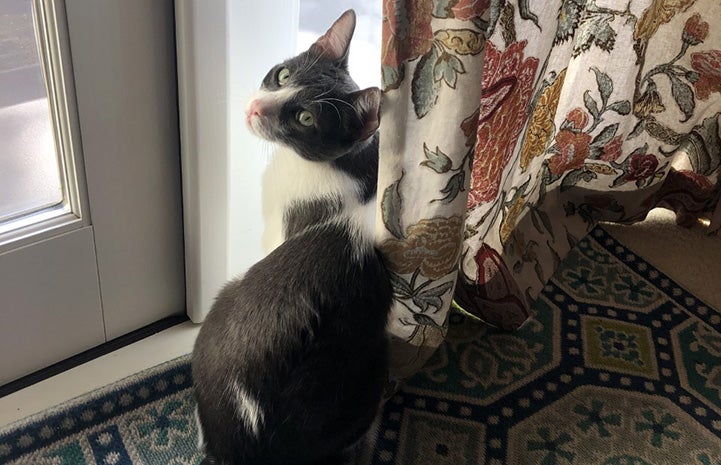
[378,0,721,383]
[377,0,488,384]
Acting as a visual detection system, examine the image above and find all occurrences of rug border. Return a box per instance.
[0,354,190,435]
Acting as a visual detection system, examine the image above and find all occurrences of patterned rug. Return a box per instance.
[2,226,720,465]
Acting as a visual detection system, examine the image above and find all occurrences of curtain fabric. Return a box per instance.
[377,0,487,383]
[378,0,721,383]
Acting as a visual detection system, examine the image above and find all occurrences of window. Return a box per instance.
[0,0,85,246]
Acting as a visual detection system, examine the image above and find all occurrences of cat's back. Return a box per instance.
[192,217,392,465]
[195,214,388,372]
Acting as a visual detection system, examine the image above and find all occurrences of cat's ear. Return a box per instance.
[352,87,381,141]
[310,9,356,66]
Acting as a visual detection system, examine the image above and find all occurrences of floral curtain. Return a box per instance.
[457,0,721,329]
[378,0,721,383]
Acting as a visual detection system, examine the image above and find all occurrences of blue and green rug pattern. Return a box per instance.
[1,226,720,464]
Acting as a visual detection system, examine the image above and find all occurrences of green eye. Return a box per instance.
[297,110,314,127]
[277,67,291,85]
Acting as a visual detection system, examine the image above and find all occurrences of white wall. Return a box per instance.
[227,0,299,279]
[177,0,298,322]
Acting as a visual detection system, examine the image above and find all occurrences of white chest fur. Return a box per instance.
[261,146,363,254]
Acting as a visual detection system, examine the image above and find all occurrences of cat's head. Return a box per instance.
[245,10,380,162]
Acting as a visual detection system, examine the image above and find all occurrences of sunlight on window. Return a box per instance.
[0,0,63,224]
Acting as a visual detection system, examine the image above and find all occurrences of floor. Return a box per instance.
[603,208,721,311]
[0,322,200,427]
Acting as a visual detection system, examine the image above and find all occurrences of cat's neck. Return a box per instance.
[331,132,379,204]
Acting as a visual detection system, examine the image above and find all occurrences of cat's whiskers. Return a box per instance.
[315,97,361,123]
[297,51,312,75]
[312,77,340,100]
[317,97,355,111]
[313,98,342,121]
[299,51,323,76]
[260,140,275,161]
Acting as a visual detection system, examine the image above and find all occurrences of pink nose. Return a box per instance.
[248,100,263,117]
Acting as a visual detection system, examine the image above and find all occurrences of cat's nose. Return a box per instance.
[247,100,263,117]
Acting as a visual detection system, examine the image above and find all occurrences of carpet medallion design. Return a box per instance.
[1,227,719,464]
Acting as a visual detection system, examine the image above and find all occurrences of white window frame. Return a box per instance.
[0,0,90,252]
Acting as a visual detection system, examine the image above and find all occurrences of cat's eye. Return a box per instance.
[277,67,291,86]
[297,110,315,127]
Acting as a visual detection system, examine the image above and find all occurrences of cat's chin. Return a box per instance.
[246,118,274,142]
[245,121,258,137]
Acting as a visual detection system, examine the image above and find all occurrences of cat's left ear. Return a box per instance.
[310,9,356,66]
[351,87,381,141]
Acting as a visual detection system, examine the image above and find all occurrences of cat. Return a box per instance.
[246,12,381,254]
[192,10,392,465]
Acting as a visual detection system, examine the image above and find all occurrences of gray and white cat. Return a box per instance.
[247,11,381,254]
[192,10,392,465]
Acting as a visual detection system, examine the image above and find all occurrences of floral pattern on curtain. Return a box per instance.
[378,0,721,383]
[456,0,721,330]
[377,0,489,383]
